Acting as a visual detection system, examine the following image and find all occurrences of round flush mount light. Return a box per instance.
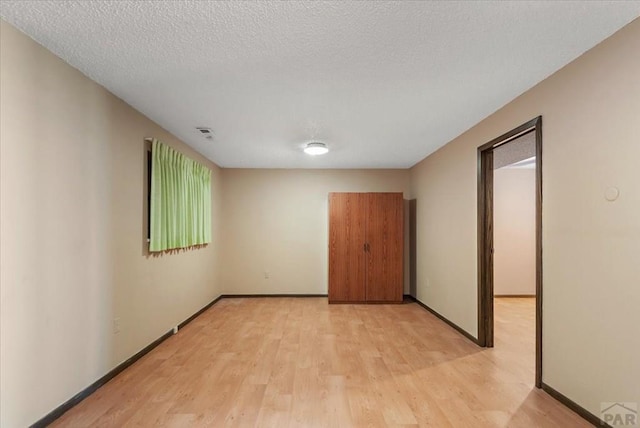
[304,141,329,155]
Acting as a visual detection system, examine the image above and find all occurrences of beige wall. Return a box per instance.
[0,21,223,427]
[410,19,640,418]
[220,169,411,295]
[494,168,536,296]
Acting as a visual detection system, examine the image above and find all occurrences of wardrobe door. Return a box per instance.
[328,193,367,302]
[365,193,404,302]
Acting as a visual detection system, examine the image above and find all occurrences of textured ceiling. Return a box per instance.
[1,1,639,168]
[494,132,536,170]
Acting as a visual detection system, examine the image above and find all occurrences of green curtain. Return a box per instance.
[150,139,211,252]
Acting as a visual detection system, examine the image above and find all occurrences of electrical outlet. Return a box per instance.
[264,271,270,279]
[113,318,121,334]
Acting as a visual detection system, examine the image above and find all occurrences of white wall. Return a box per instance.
[0,21,223,428]
[220,169,411,295]
[494,167,536,296]
[410,19,640,418]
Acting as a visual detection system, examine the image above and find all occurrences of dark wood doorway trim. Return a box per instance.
[477,116,543,388]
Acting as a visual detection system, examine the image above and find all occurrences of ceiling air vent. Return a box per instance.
[196,127,214,140]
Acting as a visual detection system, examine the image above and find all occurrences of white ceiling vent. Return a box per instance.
[196,127,214,140]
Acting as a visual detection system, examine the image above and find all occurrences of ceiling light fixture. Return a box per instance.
[304,141,329,155]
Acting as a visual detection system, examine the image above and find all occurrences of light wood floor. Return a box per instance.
[52,297,588,427]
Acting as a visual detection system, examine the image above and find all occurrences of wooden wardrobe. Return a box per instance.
[328,192,404,303]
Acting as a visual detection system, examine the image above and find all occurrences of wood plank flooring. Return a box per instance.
[51,297,588,427]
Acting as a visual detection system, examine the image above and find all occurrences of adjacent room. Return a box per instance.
[1,2,639,427]
[493,132,538,387]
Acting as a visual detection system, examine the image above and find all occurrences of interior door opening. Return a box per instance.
[477,116,543,388]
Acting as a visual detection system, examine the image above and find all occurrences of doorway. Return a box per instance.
[477,116,542,388]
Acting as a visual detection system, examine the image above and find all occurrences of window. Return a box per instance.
[148,139,211,252]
